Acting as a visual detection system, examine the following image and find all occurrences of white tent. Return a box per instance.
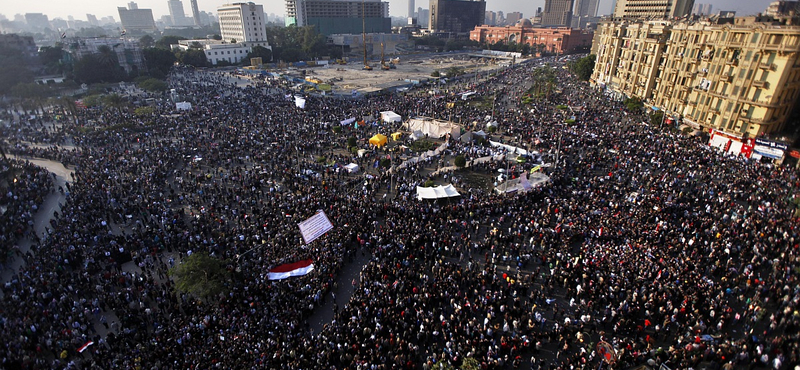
[380,111,402,124]
[404,117,461,139]
[344,163,360,173]
[416,184,461,200]
[176,101,192,111]
[294,96,306,109]
[410,130,425,141]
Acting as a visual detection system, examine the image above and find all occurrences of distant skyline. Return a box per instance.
[0,0,777,24]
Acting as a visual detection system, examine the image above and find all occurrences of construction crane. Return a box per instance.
[362,0,372,70]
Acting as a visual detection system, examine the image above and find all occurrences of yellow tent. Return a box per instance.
[391,132,403,141]
[369,134,388,147]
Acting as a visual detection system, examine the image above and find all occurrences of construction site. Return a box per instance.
[253,51,525,96]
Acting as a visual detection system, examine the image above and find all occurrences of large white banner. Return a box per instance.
[294,96,306,109]
[298,210,333,244]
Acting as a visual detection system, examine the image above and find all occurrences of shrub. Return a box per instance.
[454,155,466,168]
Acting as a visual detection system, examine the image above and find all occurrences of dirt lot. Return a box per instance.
[288,52,519,95]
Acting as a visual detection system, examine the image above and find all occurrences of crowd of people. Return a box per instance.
[0,158,53,266]
[0,56,798,370]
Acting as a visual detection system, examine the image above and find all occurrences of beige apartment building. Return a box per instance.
[591,17,800,136]
[613,0,694,20]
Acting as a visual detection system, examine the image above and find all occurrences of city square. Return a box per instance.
[1,0,798,369]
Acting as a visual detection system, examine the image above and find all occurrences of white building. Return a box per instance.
[217,2,268,45]
[175,39,257,65]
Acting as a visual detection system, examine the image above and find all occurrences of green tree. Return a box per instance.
[134,106,155,116]
[73,52,126,84]
[568,54,596,81]
[138,78,168,92]
[11,83,51,113]
[380,157,391,169]
[53,96,79,123]
[0,46,35,95]
[526,66,556,99]
[431,70,441,78]
[155,35,187,50]
[143,47,177,78]
[454,155,466,168]
[96,45,118,67]
[445,67,464,78]
[103,94,127,114]
[623,97,644,112]
[177,49,209,67]
[650,110,664,126]
[39,45,65,75]
[169,252,232,301]
[347,136,358,148]
[245,46,273,63]
[301,26,326,57]
[139,35,155,48]
[460,358,480,370]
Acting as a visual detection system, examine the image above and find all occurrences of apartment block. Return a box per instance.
[592,17,800,136]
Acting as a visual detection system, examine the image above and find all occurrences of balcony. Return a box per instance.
[752,80,769,88]
[725,59,739,66]
[697,70,707,77]
[720,74,733,82]
[758,62,775,71]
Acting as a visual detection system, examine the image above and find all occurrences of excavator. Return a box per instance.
[380,43,390,70]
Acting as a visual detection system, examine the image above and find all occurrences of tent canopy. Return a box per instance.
[391,132,403,141]
[380,111,402,123]
[369,134,388,147]
[416,184,461,200]
[404,117,461,139]
[344,163,359,173]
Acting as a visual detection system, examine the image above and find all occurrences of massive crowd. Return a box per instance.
[0,56,798,370]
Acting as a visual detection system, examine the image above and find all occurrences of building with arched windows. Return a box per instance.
[469,19,594,54]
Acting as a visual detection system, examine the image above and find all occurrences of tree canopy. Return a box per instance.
[177,49,209,67]
[143,47,177,78]
[267,25,340,62]
[169,252,232,301]
[568,54,596,81]
[0,46,35,95]
[245,46,273,63]
[155,35,187,50]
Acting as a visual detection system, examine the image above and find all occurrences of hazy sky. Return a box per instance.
[0,0,776,23]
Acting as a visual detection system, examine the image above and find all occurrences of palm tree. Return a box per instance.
[103,94,126,115]
[54,96,79,124]
[96,45,118,67]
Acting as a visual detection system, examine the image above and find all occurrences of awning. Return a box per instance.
[416,184,461,200]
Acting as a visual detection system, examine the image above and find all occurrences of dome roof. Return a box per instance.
[517,18,533,27]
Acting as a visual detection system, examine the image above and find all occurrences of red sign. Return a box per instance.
[790,150,800,159]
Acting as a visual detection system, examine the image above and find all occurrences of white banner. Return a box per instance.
[298,210,333,244]
[294,96,306,109]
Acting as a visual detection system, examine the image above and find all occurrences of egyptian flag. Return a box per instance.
[77,340,94,353]
[268,259,314,280]
[61,32,67,39]
[121,30,127,36]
